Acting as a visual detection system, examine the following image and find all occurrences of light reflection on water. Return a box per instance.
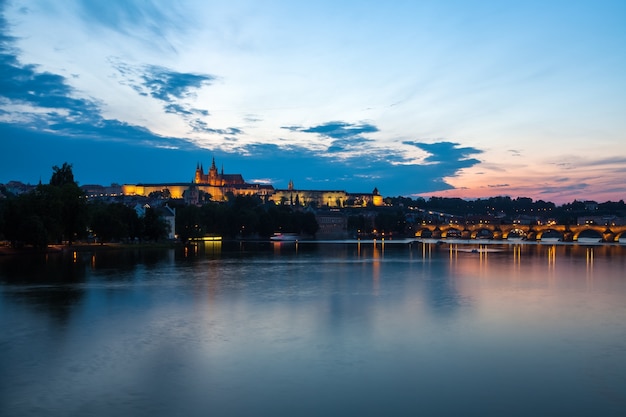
[1,241,625,417]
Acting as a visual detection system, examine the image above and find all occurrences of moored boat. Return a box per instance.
[270,233,300,241]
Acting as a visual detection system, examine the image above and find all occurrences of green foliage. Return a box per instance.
[173,198,319,241]
[89,202,140,242]
[142,207,168,241]
[375,209,406,234]
[0,163,87,247]
[50,162,76,187]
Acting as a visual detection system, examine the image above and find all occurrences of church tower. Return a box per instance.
[209,157,218,179]
[194,163,203,184]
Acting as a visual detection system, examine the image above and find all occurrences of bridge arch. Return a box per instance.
[535,229,564,241]
[414,228,433,238]
[441,226,463,239]
[470,228,494,239]
[573,228,604,242]
[503,228,527,240]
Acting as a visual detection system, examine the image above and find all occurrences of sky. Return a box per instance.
[1,0,625,204]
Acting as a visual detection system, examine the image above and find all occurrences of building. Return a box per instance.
[134,203,177,240]
[315,210,349,239]
[122,159,383,207]
[268,180,383,208]
[122,158,274,202]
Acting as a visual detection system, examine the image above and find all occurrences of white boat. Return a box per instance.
[270,233,300,241]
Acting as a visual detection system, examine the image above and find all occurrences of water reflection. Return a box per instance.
[1,241,626,417]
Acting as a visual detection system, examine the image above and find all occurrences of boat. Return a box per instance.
[270,233,300,241]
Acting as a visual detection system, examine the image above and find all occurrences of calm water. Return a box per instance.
[1,241,625,417]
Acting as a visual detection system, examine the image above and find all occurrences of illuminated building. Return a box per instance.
[268,180,383,208]
[121,159,383,207]
[122,158,274,202]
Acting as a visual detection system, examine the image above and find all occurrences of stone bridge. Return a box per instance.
[414,223,626,242]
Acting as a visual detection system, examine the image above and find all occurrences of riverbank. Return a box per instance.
[0,241,180,256]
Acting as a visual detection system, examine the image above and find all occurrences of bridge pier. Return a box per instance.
[602,232,616,243]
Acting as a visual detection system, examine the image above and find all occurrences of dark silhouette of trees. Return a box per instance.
[50,162,76,187]
[142,207,168,241]
[0,163,87,247]
[89,202,141,242]
[173,196,319,242]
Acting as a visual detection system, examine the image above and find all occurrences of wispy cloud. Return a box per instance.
[110,58,214,114]
[285,121,378,153]
[404,141,482,168]
[140,64,215,102]
[75,0,186,50]
[0,12,192,151]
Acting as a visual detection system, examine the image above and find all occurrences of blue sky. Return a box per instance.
[1,0,625,203]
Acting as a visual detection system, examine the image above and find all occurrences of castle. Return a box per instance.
[194,159,244,186]
[120,159,383,208]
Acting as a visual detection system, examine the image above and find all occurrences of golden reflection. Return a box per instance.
[512,245,522,277]
[547,245,556,266]
[586,247,594,287]
[91,254,96,269]
[513,245,521,266]
[272,241,281,254]
[203,241,222,255]
[422,242,432,260]
[479,244,488,272]
[546,246,556,284]
[73,251,77,263]
[372,241,380,294]
[449,243,458,266]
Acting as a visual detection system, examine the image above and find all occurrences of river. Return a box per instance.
[1,240,625,417]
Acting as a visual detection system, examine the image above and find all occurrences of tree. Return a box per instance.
[89,202,139,242]
[50,162,76,186]
[143,207,167,241]
[47,163,86,245]
[175,205,203,242]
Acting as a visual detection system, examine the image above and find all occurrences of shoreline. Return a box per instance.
[2,237,624,256]
[0,241,180,256]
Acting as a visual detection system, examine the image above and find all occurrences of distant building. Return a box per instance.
[121,160,383,207]
[315,210,349,239]
[584,201,599,211]
[122,158,274,201]
[269,180,383,208]
[134,203,177,240]
[158,205,177,240]
[578,215,626,226]
[1,181,35,196]
[81,184,123,198]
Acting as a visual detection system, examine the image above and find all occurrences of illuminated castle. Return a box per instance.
[122,159,382,207]
[194,158,245,186]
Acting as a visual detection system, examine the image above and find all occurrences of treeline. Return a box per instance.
[385,196,626,223]
[172,196,319,241]
[1,163,88,248]
[0,163,318,248]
